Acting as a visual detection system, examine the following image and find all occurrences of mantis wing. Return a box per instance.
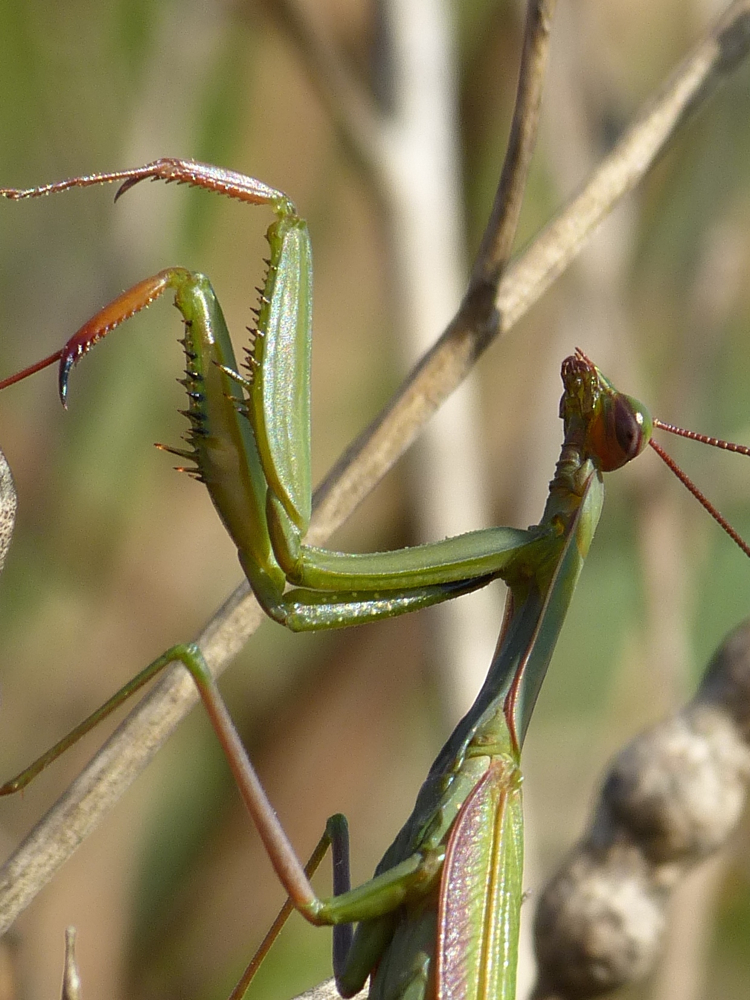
[436,757,523,1000]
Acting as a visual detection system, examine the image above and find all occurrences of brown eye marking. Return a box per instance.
[612,396,644,461]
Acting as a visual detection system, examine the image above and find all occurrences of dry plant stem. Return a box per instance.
[61,928,82,1000]
[469,0,557,293]
[1,0,749,936]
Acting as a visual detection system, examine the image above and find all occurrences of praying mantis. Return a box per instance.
[1,160,750,1000]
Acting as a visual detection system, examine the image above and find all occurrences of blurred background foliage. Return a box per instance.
[0,1,749,999]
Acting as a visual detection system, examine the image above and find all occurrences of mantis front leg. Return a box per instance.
[0,159,539,632]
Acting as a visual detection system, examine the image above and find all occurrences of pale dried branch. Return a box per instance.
[60,928,82,1000]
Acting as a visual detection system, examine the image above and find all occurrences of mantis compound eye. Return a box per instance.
[614,395,649,460]
[591,393,653,472]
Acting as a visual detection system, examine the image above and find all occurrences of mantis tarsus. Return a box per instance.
[1,160,749,1000]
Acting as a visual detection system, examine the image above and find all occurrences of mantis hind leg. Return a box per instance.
[0,644,197,794]
[227,813,355,1000]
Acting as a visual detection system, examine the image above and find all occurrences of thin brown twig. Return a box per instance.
[1,0,749,940]
[469,0,558,296]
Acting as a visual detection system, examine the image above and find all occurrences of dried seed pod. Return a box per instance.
[532,620,750,999]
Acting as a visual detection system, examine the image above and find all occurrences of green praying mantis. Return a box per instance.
[1,160,750,1000]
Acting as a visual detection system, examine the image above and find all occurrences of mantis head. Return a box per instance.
[560,347,653,472]
[562,346,750,559]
